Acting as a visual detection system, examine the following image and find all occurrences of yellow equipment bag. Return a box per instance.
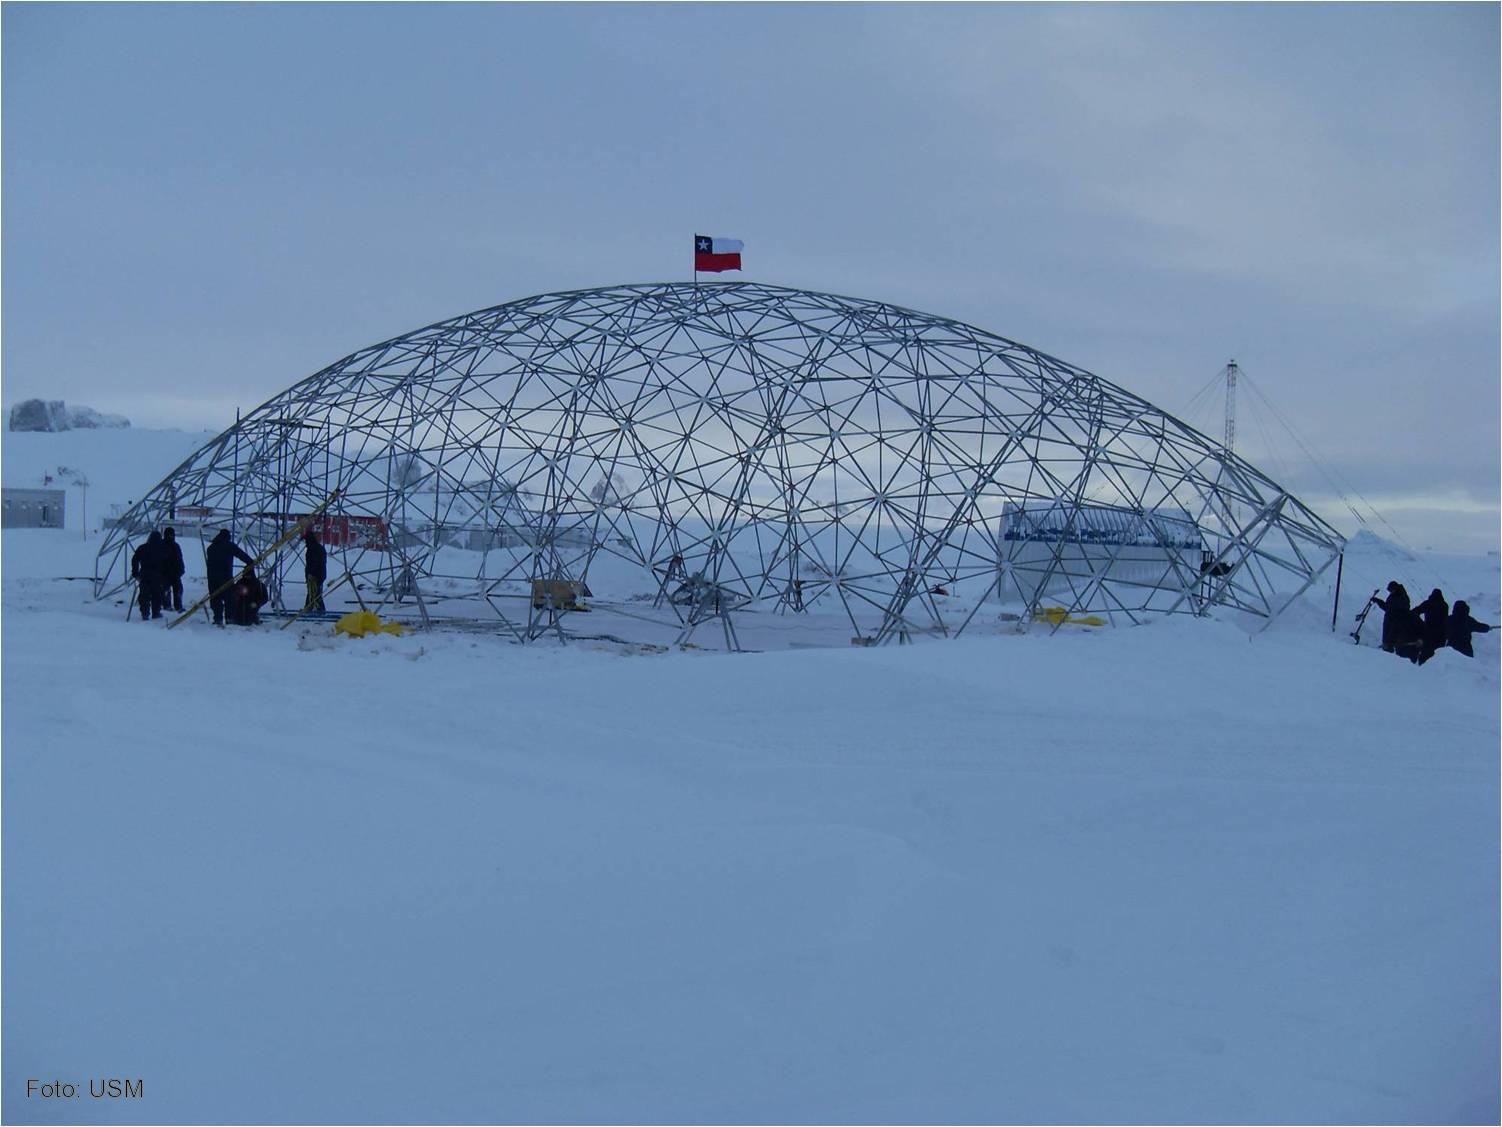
[1032,606,1106,628]
[333,609,407,637]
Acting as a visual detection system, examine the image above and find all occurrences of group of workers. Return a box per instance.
[1369,581,1494,664]
[124,535,1496,658]
[129,526,327,627]
[126,527,186,620]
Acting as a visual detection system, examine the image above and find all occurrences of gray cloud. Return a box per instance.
[3,3,1495,550]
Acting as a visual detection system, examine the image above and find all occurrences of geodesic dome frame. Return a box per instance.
[95,282,1345,647]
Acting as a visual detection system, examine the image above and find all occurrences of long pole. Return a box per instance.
[232,408,240,532]
[1330,550,1344,633]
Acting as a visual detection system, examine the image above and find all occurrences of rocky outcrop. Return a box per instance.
[8,399,130,432]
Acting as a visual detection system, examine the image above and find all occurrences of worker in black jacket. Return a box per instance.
[130,530,167,621]
[1413,588,1449,665]
[1446,601,1495,658]
[160,526,186,613]
[205,529,255,627]
[1371,581,1412,654]
[303,528,328,614]
[232,565,269,626]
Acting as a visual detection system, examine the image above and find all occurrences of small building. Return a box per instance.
[2,488,66,529]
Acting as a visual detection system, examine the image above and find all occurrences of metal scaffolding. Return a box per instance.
[94,282,1345,647]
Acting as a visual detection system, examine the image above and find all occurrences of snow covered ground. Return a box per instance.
[3,429,1499,1124]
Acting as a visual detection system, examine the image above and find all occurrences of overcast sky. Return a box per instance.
[4,3,1497,550]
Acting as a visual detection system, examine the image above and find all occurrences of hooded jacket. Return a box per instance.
[1446,601,1492,658]
[303,531,327,582]
[205,529,255,590]
[1372,583,1412,649]
[160,528,186,581]
[1413,589,1449,651]
[131,531,165,585]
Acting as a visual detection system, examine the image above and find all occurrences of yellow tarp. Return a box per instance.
[333,610,407,637]
[1032,606,1106,628]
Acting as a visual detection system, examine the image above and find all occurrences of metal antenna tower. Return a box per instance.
[1223,359,1240,455]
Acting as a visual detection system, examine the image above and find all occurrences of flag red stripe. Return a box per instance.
[695,251,742,273]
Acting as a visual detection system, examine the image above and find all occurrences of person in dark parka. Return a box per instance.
[303,528,327,614]
[1446,601,1495,658]
[231,565,269,626]
[130,530,167,620]
[1371,581,1412,654]
[1413,588,1449,665]
[205,529,255,627]
[159,526,186,613]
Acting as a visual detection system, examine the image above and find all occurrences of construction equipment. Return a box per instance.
[531,578,591,611]
[1350,588,1380,644]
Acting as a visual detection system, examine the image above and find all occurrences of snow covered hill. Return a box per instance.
[2,427,1498,1124]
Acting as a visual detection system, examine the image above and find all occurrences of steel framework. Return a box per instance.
[94,282,1345,647]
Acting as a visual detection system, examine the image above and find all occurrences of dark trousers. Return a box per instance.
[210,584,230,625]
[137,581,163,620]
[1394,639,1424,664]
[164,578,184,613]
[305,576,325,613]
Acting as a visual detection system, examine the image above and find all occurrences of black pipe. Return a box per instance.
[1331,551,1344,632]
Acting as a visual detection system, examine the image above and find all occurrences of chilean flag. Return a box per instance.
[694,234,743,273]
